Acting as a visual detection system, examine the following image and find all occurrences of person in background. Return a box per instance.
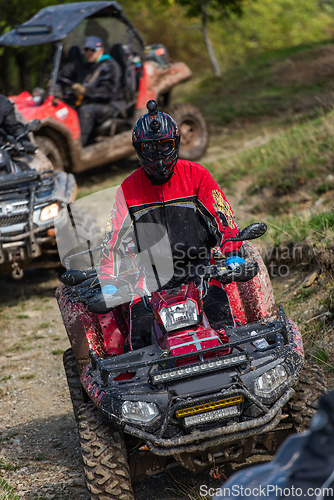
[59,36,124,146]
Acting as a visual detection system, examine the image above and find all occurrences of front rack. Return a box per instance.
[88,305,288,387]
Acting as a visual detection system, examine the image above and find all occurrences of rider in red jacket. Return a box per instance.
[100,100,245,349]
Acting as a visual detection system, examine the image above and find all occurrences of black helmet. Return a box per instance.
[132,100,180,183]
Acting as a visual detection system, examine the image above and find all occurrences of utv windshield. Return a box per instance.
[62,17,143,59]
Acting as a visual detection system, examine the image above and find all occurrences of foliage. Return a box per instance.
[168,0,243,18]
[209,109,334,198]
[167,0,247,77]
[0,0,74,93]
[0,477,20,500]
[214,0,334,67]
[125,0,334,74]
[1,0,334,92]
[262,211,334,246]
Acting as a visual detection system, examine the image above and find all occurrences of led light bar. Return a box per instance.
[184,404,240,427]
[175,395,244,418]
[150,354,247,385]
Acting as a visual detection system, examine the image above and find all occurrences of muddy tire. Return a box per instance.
[166,103,209,161]
[288,360,327,432]
[63,348,84,421]
[77,402,134,500]
[35,136,64,171]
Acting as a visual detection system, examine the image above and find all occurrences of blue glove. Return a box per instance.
[225,256,245,270]
[101,284,118,295]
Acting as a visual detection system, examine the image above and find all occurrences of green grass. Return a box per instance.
[262,210,334,246]
[0,478,20,500]
[50,349,63,356]
[319,283,334,312]
[167,474,210,500]
[38,322,50,329]
[181,36,334,127]
[51,442,63,449]
[32,454,46,461]
[0,459,19,472]
[208,110,334,196]
[19,374,35,380]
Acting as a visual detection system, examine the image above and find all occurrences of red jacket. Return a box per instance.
[100,160,241,291]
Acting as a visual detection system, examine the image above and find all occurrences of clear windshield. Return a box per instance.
[62,17,143,60]
[54,186,174,304]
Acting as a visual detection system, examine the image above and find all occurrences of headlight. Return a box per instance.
[122,401,159,422]
[40,203,60,221]
[159,300,198,332]
[254,364,288,396]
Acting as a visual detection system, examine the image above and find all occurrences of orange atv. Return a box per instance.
[0,1,208,172]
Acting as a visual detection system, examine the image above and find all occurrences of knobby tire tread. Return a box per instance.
[77,402,135,500]
[289,359,327,432]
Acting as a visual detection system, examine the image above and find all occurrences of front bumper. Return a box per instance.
[123,388,294,455]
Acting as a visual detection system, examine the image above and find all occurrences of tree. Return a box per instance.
[169,0,247,78]
[0,0,73,94]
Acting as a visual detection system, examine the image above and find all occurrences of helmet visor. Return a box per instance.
[141,138,175,158]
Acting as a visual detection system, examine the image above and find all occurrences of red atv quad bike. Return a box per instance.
[54,194,326,500]
[0,1,208,173]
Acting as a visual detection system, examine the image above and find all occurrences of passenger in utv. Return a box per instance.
[58,36,124,146]
[100,100,245,350]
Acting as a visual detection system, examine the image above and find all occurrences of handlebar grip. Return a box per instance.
[217,262,259,284]
[87,292,121,314]
[230,262,259,282]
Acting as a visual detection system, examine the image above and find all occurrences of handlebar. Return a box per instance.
[1,120,41,155]
[60,221,265,314]
[200,261,259,284]
[61,261,259,315]
[1,142,24,153]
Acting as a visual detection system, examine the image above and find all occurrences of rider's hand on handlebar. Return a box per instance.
[225,256,246,270]
[71,83,87,97]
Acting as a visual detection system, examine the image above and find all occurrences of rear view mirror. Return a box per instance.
[224,223,267,245]
[27,119,41,133]
[238,222,267,241]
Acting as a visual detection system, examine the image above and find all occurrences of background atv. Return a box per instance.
[55,214,327,500]
[0,1,209,173]
[0,120,99,279]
